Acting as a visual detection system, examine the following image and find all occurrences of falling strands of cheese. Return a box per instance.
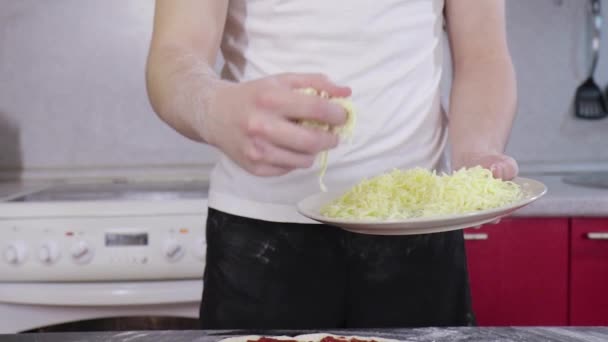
[296,87,356,192]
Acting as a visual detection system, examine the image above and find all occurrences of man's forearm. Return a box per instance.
[146,47,226,144]
[448,58,517,165]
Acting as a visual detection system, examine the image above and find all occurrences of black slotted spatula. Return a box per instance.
[576,0,608,119]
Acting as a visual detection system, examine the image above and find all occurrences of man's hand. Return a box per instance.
[204,73,351,177]
[452,151,519,180]
[146,1,351,177]
[453,151,518,227]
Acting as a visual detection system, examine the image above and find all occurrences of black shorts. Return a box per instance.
[199,208,475,329]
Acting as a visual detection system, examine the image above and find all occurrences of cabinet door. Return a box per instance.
[464,218,569,326]
[570,218,608,325]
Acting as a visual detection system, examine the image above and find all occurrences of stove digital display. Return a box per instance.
[105,232,148,246]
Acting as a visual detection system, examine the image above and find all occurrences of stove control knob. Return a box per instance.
[3,241,28,265]
[70,240,94,264]
[38,241,60,265]
[193,238,206,261]
[164,239,184,262]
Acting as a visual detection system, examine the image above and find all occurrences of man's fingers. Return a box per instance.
[240,72,353,177]
[249,116,339,154]
[281,92,348,126]
[277,73,352,98]
[255,88,348,127]
[247,164,292,177]
[252,137,318,169]
[502,156,519,180]
[242,142,292,177]
[490,155,519,180]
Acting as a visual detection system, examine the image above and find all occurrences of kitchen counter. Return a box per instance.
[2,173,608,218]
[513,173,608,217]
[2,328,608,342]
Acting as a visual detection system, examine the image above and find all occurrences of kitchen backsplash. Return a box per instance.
[0,0,606,180]
[501,0,608,172]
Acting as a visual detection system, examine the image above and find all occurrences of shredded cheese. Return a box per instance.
[297,88,356,191]
[320,166,523,220]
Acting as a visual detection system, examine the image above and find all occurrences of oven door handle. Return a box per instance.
[0,280,203,306]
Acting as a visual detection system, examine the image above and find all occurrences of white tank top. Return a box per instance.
[209,0,448,223]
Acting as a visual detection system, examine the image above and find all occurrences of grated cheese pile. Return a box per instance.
[320,166,523,220]
[297,87,356,192]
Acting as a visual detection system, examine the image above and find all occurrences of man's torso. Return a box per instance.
[209,0,448,223]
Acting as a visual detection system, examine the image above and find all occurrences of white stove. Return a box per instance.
[0,179,209,333]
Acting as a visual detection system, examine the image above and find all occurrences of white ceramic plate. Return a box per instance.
[296,177,547,235]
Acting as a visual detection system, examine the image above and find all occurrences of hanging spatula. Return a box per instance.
[575,0,608,119]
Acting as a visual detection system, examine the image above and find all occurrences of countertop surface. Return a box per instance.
[3,328,608,342]
[513,173,608,217]
[1,173,608,217]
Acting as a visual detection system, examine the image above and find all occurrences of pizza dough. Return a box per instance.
[297,333,400,342]
[218,336,296,342]
[218,333,401,342]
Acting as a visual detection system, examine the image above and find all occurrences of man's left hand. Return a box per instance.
[453,152,519,180]
[453,152,519,227]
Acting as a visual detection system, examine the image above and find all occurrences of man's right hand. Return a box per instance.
[203,73,351,177]
[147,2,350,177]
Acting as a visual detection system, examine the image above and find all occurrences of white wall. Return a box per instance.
[0,1,219,180]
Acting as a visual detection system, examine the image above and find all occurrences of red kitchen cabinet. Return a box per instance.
[570,218,608,325]
[464,218,569,326]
